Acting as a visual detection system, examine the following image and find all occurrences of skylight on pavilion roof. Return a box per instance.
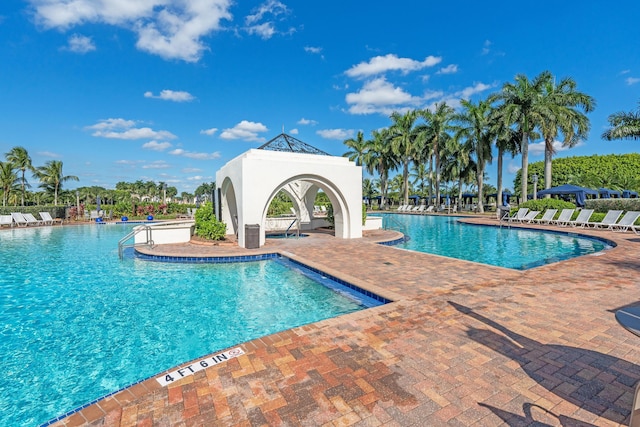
[258,133,329,156]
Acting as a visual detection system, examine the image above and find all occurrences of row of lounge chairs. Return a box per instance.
[0,212,57,227]
[504,208,640,233]
[396,205,456,214]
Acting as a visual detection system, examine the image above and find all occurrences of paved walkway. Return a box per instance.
[52,216,640,426]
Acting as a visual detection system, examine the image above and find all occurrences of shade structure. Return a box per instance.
[408,195,421,205]
[623,190,639,198]
[536,184,598,207]
[598,188,621,199]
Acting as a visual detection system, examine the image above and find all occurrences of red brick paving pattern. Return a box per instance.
[51,217,640,426]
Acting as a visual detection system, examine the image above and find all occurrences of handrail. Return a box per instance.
[284,218,299,237]
[382,215,409,241]
[118,220,195,259]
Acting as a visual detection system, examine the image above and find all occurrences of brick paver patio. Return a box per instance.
[50,215,640,426]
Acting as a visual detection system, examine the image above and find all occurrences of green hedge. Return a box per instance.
[585,199,640,213]
[0,205,66,219]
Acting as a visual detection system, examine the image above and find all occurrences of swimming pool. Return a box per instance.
[0,225,382,426]
[375,214,611,269]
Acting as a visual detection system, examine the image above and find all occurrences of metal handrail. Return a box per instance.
[382,215,409,241]
[117,220,193,259]
[284,218,299,237]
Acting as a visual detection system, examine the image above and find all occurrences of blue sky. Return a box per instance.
[1,1,639,194]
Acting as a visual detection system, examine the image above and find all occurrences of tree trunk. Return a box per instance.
[544,138,552,198]
[477,162,484,213]
[403,159,409,205]
[520,132,529,204]
[497,147,504,210]
[435,140,441,209]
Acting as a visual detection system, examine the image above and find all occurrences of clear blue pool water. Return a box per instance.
[0,225,379,426]
[375,214,611,269]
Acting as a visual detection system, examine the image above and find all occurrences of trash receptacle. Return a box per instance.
[245,224,260,249]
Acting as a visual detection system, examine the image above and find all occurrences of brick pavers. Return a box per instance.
[51,217,640,426]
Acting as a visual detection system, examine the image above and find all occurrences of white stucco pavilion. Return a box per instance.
[215,134,363,248]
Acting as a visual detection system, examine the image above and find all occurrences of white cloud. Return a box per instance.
[142,161,171,169]
[619,69,631,75]
[529,140,584,156]
[37,151,61,158]
[144,90,195,102]
[244,0,291,39]
[455,82,494,98]
[297,118,318,126]
[304,46,322,54]
[345,54,442,78]
[507,162,520,174]
[626,77,640,85]
[200,127,218,136]
[345,77,421,115]
[63,34,95,53]
[220,120,268,141]
[142,141,172,151]
[316,129,354,140]
[481,40,492,55]
[86,118,177,140]
[29,0,233,62]
[289,128,299,135]
[169,149,221,159]
[182,167,203,173]
[437,64,458,74]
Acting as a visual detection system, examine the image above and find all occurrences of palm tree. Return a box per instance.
[420,102,455,210]
[492,71,552,200]
[389,110,422,205]
[493,125,520,208]
[410,163,430,197]
[539,76,595,190]
[5,146,34,207]
[362,178,377,201]
[454,99,494,213]
[0,161,19,206]
[343,131,368,167]
[440,134,474,209]
[34,160,79,205]
[364,129,397,209]
[602,101,640,140]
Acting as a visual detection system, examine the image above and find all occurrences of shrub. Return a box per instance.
[362,203,367,225]
[514,198,575,214]
[327,203,334,227]
[194,202,227,240]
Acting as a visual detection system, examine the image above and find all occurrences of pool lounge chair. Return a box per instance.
[611,211,640,233]
[39,212,54,225]
[23,213,42,226]
[587,210,623,229]
[11,212,28,227]
[424,205,434,213]
[516,210,540,223]
[530,209,557,225]
[507,208,528,223]
[549,208,575,226]
[568,209,594,228]
[415,205,426,213]
[0,214,13,227]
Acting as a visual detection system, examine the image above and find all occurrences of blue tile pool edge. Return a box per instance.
[41,252,391,426]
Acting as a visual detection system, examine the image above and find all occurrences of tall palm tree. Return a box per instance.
[492,71,552,200]
[34,160,79,205]
[0,161,19,206]
[440,134,474,209]
[364,129,397,209]
[493,125,520,207]
[389,110,422,205]
[602,100,640,140]
[539,76,595,190]
[343,131,368,167]
[5,146,34,207]
[421,102,455,210]
[453,99,494,213]
[410,163,429,197]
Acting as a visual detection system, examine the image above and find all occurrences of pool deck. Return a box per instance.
[50,215,640,426]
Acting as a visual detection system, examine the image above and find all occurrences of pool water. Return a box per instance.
[0,225,378,426]
[376,214,611,269]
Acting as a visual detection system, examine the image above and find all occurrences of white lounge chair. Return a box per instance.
[415,205,426,213]
[517,210,540,223]
[89,210,103,220]
[531,209,557,225]
[23,213,42,226]
[612,211,640,233]
[11,212,28,227]
[39,212,54,225]
[568,209,594,228]
[587,210,623,229]
[549,209,575,226]
[425,205,434,213]
[0,214,13,227]
[507,208,528,223]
